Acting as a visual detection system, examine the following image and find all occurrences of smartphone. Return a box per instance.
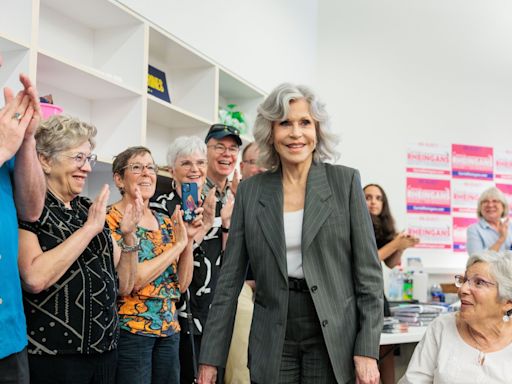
[181,182,199,222]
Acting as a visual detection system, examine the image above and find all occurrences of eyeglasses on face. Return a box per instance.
[62,152,97,168]
[242,159,258,165]
[208,143,240,155]
[122,163,159,174]
[178,159,208,170]
[481,199,501,206]
[454,274,496,289]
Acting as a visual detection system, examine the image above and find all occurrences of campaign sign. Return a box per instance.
[406,178,451,214]
[406,142,450,176]
[496,183,512,217]
[147,65,171,103]
[453,217,478,252]
[495,149,512,181]
[407,214,452,249]
[452,144,493,180]
[451,179,493,214]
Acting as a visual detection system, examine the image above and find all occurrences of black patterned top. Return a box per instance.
[19,192,119,355]
[150,182,225,334]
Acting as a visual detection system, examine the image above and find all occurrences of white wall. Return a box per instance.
[116,0,319,92]
[316,0,512,272]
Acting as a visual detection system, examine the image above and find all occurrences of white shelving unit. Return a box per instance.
[1,0,266,201]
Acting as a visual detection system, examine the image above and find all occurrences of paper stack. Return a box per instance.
[391,304,448,327]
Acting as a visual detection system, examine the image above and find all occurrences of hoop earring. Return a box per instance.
[171,179,176,191]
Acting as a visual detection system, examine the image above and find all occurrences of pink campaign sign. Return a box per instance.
[452,144,493,180]
[406,178,451,215]
[453,217,478,252]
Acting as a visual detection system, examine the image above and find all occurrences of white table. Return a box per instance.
[380,326,427,345]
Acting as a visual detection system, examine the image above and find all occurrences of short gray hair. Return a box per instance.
[253,83,340,171]
[467,250,512,301]
[477,187,509,219]
[35,115,97,159]
[167,136,207,168]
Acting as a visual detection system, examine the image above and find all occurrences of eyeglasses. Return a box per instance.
[481,199,501,206]
[178,159,208,170]
[242,159,258,165]
[207,143,240,155]
[122,163,159,174]
[454,275,496,289]
[62,152,97,168]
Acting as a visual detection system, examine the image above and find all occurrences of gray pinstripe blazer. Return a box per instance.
[199,162,383,383]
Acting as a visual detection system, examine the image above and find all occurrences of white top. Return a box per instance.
[284,209,304,279]
[399,312,512,384]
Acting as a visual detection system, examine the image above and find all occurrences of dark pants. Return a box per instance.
[116,330,180,384]
[179,319,201,384]
[0,348,29,384]
[28,349,117,384]
[178,321,224,384]
[277,288,337,384]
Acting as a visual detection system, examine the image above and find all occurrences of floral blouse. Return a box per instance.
[106,206,180,337]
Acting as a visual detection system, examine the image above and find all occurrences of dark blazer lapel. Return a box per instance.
[257,170,288,282]
[302,163,333,252]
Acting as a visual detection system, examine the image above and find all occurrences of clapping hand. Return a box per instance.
[119,187,143,236]
[171,204,188,252]
[85,184,110,235]
[201,187,216,233]
[395,231,420,250]
[220,191,234,230]
[497,217,509,240]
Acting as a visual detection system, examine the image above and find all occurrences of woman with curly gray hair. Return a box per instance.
[17,115,141,383]
[198,83,383,384]
[400,250,512,383]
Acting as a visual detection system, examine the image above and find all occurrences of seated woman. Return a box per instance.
[466,186,511,255]
[363,184,419,384]
[17,115,140,383]
[399,250,512,384]
[106,146,199,384]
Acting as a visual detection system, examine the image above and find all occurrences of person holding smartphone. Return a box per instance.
[108,146,198,384]
[198,83,384,384]
[149,135,220,383]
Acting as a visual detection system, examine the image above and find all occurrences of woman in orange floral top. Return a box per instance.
[106,146,202,384]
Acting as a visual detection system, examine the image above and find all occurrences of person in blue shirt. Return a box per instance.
[466,187,512,256]
[0,52,46,384]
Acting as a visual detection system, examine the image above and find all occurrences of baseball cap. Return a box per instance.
[205,124,242,146]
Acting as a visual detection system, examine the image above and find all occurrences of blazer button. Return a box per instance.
[311,285,318,293]
[322,320,328,327]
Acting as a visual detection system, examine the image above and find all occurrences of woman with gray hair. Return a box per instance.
[399,250,512,383]
[149,136,217,383]
[466,186,511,256]
[198,83,383,384]
[17,115,141,383]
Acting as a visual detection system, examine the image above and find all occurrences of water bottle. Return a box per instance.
[388,267,404,301]
[430,284,445,303]
[402,271,413,300]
